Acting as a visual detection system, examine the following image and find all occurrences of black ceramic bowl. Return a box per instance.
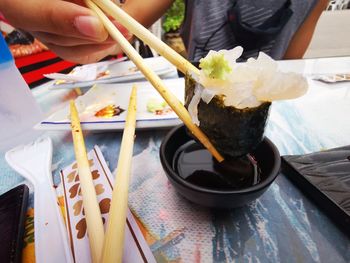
[160,125,281,209]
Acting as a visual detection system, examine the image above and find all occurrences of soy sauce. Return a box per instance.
[173,141,261,190]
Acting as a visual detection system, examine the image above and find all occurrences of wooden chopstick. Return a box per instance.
[90,0,200,76]
[101,85,138,263]
[86,0,224,162]
[70,101,105,263]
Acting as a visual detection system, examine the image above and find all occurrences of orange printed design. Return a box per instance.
[57,196,67,226]
[73,200,83,216]
[68,171,101,198]
[23,209,35,247]
[75,218,87,239]
[74,198,111,239]
[95,184,105,195]
[72,159,94,170]
[99,198,111,214]
[22,208,35,263]
[67,161,110,239]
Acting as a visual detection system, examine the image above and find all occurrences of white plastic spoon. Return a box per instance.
[5,137,73,263]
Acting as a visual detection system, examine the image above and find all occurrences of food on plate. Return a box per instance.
[94,104,125,118]
[146,98,173,115]
[185,46,307,157]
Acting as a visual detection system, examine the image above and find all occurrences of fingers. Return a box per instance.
[34,20,132,47]
[0,0,108,41]
[0,0,131,64]
[31,32,115,47]
[45,42,122,64]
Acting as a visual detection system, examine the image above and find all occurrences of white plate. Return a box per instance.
[36,78,185,131]
[49,56,177,89]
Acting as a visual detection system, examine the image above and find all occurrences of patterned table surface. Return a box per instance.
[1,56,350,262]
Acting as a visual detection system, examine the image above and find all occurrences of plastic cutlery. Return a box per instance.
[5,137,73,263]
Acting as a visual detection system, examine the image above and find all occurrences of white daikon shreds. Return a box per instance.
[187,46,308,124]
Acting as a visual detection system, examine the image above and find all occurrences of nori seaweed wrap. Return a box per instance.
[185,75,271,158]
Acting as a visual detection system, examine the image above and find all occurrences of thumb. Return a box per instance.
[0,0,108,41]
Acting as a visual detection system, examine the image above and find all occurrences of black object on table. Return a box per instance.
[160,125,281,209]
[282,145,350,236]
[0,184,29,263]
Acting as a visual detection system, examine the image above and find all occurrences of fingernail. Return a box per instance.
[74,16,106,39]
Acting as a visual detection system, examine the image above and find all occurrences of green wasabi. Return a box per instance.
[199,53,232,80]
[146,98,167,113]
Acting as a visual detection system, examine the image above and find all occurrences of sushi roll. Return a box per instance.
[186,75,270,157]
[185,47,307,158]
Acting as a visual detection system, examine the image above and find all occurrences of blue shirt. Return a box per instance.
[180,0,318,61]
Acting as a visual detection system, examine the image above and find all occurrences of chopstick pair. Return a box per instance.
[72,1,223,261]
[70,85,137,263]
[85,0,224,163]
[88,0,199,76]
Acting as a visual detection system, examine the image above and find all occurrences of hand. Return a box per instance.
[0,0,130,63]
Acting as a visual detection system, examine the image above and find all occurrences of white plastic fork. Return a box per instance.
[5,137,73,263]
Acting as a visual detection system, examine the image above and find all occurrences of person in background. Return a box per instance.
[178,0,330,61]
[0,0,328,64]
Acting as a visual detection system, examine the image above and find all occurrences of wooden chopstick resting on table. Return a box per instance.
[101,85,138,263]
[85,0,224,162]
[70,101,105,263]
[90,0,200,76]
